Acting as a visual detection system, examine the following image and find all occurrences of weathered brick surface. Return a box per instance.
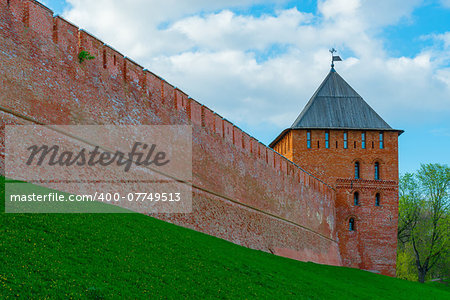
[0,1,341,267]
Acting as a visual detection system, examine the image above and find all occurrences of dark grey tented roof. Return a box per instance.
[291,68,392,130]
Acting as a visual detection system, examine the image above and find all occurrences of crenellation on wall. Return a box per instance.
[27,0,52,40]
[266,149,275,169]
[242,132,251,154]
[232,126,243,150]
[201,106,215,132]
[124,57,145,88]
[103,44,124,78]
[122,56,127,82]
[273,153,280,172]
[162,80,175,107]
[174,88,188,111]
[213,114,224,137]
[53,16,78,60]
[249,137,258,156]
[78,29,103,62]
[262,143,268,163]
[255,142,262,160]
[7,0,26,26]
[144,70,162,101]
[188,98,202,126]
[52,16,57,43]
[173,88,179,110]
[223,119,233,144]
[28,0,51,12]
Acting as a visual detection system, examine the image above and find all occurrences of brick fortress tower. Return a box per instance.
[269,57,403,276]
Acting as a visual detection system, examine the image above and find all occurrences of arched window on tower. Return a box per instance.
[374,162,380,180]
[353,192,359,206]
[375,193,380,206]
[349,218,355,231]
[325,131,330,148]
[355,161,360,179]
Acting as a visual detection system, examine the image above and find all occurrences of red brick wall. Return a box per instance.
[275,127,400,276]
[0,0,342,266]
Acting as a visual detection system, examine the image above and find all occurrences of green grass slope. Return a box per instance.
[1,177,449,299]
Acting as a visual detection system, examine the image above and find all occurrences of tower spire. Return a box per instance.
[329,48,342,71]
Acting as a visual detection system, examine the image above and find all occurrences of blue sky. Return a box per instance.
[41,0,450,174]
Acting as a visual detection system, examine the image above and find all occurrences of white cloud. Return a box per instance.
[318,0,423,28]
[318,0,361,19]
[169,9,313,51]
[429,32,450,49]
[63,0,450,143]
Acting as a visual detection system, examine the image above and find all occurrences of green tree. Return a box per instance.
[398,173,421,246]
[397,164,450,283]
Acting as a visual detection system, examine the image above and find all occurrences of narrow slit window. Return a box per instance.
[325,131,330,149]
[307,131,311,149]
[355,162,360,179]
[362,132,366,149]
[379,132,384,149]
[354,192,359,205]
[344,132,348,149]
[349,218,355,231]
[102,50,107,69]
[374,162,380,180]
[375,193,380,206]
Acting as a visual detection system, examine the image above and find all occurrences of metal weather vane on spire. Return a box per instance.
[329,48,342,69]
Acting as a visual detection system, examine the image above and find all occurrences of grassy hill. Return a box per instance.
[1,177,449,299]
